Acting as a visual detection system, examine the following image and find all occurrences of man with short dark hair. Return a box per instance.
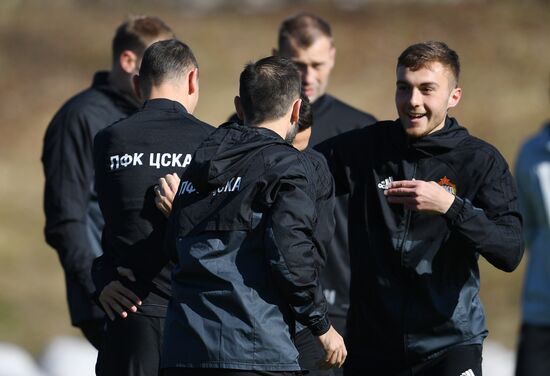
[162,56,346,376]
[277,14,376,344]
[156,94,337,376]
[41,16,174,349]
[324,41,524,375]
[92,39,213,376]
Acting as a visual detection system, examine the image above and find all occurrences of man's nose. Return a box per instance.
[302,66,316,84]
[409,88,422,107]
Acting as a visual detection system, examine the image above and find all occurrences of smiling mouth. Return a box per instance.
[408,112,426,119]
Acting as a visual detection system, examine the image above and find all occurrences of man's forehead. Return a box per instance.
[283,37,333,62]
[396,62,454,82]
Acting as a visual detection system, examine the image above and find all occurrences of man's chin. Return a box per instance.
[304,89,319,103]
[402,123,427,139]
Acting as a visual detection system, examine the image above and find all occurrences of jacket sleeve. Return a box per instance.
[91,252,118,295]
[312,163,336,270]
[263,157,331,336]
[42,108,99,295]
[444,154,524,272]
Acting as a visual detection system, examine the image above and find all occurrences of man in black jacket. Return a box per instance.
[323,41,524,375]
[157,95,337,376]
[277,13,376,342]
[162,56,346,376]
[41,16,174,349]
[92,39,213,376]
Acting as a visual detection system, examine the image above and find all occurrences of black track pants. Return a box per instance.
[344,344,482,376]
[96,313,164,376]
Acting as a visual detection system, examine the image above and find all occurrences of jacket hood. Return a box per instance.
[394,117,471,158]
[192,122,290,191]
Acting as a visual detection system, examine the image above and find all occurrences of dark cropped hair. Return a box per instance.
[239,56,301,125]
[112,15,174,63]
[138,39,198,98]
[397,41,460,84]
[298,94,312,131]
[278,12,332,54]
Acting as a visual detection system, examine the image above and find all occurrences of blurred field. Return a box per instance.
[0,0,547,355]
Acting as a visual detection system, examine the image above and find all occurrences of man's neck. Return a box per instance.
[148,83,193,114]
[249,118,290,140]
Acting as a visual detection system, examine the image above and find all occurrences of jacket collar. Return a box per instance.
[142,98,189,114]
[392,116,470,158]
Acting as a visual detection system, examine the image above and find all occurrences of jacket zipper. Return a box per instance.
[399,161,417,260]
[400,160,417,366]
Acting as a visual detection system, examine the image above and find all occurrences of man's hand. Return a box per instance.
[98,267,142,321]
[384,180,455,214]
[154,173,180,218]
[316,325,347,369]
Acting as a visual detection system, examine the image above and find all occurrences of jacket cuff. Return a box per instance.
[308,315,332,336]
[91,259,118,294]
[443,196,464,225]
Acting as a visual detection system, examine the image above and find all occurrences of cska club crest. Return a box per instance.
[437,176,456,195]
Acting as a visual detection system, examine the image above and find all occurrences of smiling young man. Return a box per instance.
[323,41,524,375]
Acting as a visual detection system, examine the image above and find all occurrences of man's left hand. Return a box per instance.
[154,173,180,218]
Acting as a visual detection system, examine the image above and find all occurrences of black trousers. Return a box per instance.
[516,323,550,376]
[164,369,302,376]
[96,313,164,376]
[344,344,482,376]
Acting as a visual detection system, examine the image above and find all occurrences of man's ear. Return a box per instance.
[328,45,336,69]
[188,67,199,95]
[234,96,244,121]
[290,98,302,124]
[132,75,142,100]
[447,87,462,109]
[119,50,138,74]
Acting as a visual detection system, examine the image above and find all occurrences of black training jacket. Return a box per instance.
[92,99,213,317]
[162,122,330,371]
[42,71,139,325]
[310,94,377,320]
[323,117,524,371]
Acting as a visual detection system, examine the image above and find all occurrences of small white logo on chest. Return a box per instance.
[377,176,394,189]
